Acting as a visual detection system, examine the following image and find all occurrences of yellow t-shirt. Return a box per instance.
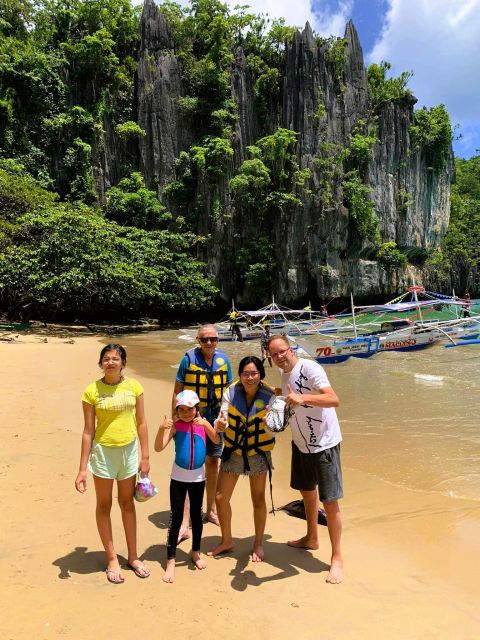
[82,378,144,447]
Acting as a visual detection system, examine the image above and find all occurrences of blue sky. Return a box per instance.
[139,1,480,158]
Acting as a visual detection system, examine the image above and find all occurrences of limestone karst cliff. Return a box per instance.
[108,0,454,304]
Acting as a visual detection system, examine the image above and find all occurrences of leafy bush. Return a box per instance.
[230,128,308,217]
[105,172,171,230]
[397,189,413,213]
[424,249,451,287]
[0,167,58,221]
[376,242,407,270]
[432,155,480,290]
[116,121,146,141]
[0,205,217,320]
[410,105,452,172]
[367,62,413,107]
[314,142,345,213]
[347,132,378,171]
[399,246,429,266]
[342,170,379,239]
[325,37,347,88]
[230,159,270,205]
[64,138,96,203]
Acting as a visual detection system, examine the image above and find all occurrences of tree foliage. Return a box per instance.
[367,61,413,108]
[105,172,171,230]
[342,169,379,240]
[410,105,452,172]
[0,167,216,320]
[376,242,407,270]
[231,128,310,215]
[426,155,480,290]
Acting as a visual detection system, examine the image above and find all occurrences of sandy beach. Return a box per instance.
[1,334,479,639]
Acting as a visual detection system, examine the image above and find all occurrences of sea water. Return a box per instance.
[121,329,480,502]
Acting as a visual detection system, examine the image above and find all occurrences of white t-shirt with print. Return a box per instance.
[280,358,342,454]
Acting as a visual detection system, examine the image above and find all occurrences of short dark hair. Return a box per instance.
[238,355,265,380]
[98,343,127,367]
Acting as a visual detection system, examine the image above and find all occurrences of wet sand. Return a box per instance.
[1,335,479,639]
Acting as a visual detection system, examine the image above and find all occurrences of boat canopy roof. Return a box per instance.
[354,299,465,313]
[240,308,319,317]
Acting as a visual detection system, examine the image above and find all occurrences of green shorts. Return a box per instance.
[88,439,138,480]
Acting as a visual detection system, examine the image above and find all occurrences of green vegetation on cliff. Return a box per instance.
[410,105,452,172]
[426,155,480,290]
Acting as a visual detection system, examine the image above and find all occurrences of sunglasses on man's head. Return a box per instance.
[198,337,219,344]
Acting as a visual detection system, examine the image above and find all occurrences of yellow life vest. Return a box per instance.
[183,347,230,410]
[223,381,275,457]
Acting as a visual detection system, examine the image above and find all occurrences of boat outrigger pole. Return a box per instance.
[409,273,424,325]
[351,293,357,339]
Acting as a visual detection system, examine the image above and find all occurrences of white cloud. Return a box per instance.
[135,0,351,37]
[368,0,480,129]
[312,1,353,37]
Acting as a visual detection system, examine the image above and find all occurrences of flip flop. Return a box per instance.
[127,561,150,579]
[105,568,124,584]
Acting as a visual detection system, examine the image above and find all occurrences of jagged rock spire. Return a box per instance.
[344,20,365,78]
[140,0,174,52]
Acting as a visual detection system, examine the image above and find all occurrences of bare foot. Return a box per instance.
[177,525,191,543]
[207,541,234,557]
[326,557,344,584]
[204,511,220,526]
[162,559,175,583]
[251,545,264,562]
[287,536,319,550]
[191,551,206,570]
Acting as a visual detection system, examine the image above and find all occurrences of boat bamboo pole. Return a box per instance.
[351,293,357,339]
[411,276,424,325]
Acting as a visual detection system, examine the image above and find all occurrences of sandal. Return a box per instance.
[127,561,150,579]
[105,568,124,584]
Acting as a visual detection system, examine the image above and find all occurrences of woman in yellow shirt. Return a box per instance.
[75,344,150,584]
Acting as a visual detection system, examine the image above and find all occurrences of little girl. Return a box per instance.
[154,389,219,583]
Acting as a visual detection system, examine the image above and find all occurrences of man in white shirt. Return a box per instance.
[268,335,344,584]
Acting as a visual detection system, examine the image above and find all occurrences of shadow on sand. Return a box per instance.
[52,546,129,579]
[203,534,329,591]
[148,509,171,531]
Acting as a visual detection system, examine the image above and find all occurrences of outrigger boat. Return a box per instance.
[297,322,439,364]
[179,298,343,342]
[295,287,479,364]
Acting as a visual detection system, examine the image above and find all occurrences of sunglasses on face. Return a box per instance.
[198,337,219,344]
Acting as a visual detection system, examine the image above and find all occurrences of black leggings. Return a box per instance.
[167,478,205,559]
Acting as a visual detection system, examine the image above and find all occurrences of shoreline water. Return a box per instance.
[1,334,479,639]
[126,329,480,502]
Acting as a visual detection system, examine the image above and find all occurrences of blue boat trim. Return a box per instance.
[445,339,480,348]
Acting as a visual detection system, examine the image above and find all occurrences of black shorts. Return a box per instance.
[202,408,224,458]
[290,442,343,503]
[206,431,224,458]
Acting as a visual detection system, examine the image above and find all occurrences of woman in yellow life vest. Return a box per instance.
[208,356,276,562]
